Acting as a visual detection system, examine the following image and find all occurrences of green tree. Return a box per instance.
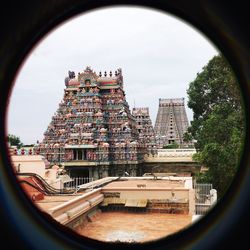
[7,134,23,149]
[187,54,244,198]
[163,142,179,149]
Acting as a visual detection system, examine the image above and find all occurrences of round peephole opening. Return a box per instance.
[5,5,246,249]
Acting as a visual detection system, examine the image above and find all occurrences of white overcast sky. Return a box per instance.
[7,6,218,145]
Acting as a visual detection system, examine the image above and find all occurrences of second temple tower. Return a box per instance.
[154,98,189,148]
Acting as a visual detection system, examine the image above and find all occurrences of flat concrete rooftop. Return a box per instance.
[35,176,193,212]
[76,211,192,243]
[31,176,196,243]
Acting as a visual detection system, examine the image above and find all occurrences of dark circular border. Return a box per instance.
[1,1,250,249]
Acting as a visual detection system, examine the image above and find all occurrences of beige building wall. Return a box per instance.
[11,155,46,177]
[188,188,195,215]
[11,155,62,189]
[102,187,195,215]
[114,189,189,201]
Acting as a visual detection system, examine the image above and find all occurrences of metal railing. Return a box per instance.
[64,177,97,191]
[194,183,217,215]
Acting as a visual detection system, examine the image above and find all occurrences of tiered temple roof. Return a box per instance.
[132,107,157,156]
[154,98,189,148]
[36,67,143,165]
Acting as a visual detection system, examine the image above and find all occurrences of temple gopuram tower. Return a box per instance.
[132,107,157,156]
[154,98,189,148]
[36,67,142,178]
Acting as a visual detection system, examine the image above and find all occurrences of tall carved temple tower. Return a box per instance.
[132,107,157,156]
[36,67,143,178]
[154,98,189,148]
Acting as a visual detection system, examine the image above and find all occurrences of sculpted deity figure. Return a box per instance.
[68,71,75,79]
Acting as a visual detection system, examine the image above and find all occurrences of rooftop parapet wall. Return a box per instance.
[48,188,104,225]
[144,154,195,163]
[144,149,198,166]
[157,149,196,158]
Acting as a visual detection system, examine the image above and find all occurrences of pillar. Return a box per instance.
[130,165,137,177]
[102,166,109,178]
[93,167,99,180]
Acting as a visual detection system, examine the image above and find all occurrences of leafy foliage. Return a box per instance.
[186,54,244,197]
[7,134,23,149]
[163,142,179,149]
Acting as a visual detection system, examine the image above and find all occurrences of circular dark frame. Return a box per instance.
[1,1,250,249]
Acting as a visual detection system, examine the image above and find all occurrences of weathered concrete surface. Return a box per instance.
[76,212,192,242]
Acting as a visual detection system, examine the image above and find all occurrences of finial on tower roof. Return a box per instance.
[115,71,118,76]
[99,71,102,77]
[110,71,112,77]
[104,71,107,77]
[68,71,75,79]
